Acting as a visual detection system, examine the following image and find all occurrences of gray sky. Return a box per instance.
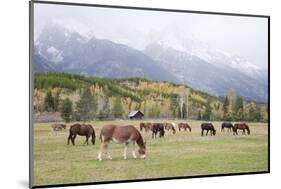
[34,3,268,69]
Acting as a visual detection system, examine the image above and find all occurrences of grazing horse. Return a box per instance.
[164,122,176,134]
[140,122,153,132]
[51,123,66,131]
[51,124,66,135]
[152,123,165,138]
[97,125,146,160]
[221,122,233,132]
[178,123,192,132]
[233,123,250,135]
[67,123,96,145]
[201,123,216,136]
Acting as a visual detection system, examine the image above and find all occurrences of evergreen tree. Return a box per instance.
[234,96,244,121]
[44,91,54,112]
[197,111,202,120]
[76,88,97,121]
[98,97,110,120]
[53,91,60,112]
[248,106,256,122]
[223,96,230,120]
[170,96,179,118]
[112,97,124,118]
[182,103,187,118]
[59,98,73,122]
[202,101,212,120]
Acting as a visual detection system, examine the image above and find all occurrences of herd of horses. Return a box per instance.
[51,121,251,160]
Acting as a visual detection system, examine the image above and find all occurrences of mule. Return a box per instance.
[233,123,250,135]
[97,125,146,160]
[164,122,176,134]
[152,123,165,138]
[67,123,96,145]
[201,123,216,136]
[178,123,192,132]
[221,122,233,132]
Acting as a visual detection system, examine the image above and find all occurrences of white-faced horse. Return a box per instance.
[98,125,146,161]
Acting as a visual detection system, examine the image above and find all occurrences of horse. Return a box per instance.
[178,123,192,132]
[51,123,66,131]
[67,123,96,145]
[221,122,233,132]
[51,124,66,135]
[201,123,216,136]
[151,123,165,138]
[164,122,176,134]
[233,123,250,135]
[140,122,153,132]
[97,125,146,161]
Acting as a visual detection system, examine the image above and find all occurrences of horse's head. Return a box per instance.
[213,129,216,136]
[138,144,146,159]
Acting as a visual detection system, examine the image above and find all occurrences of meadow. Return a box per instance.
[33,120,268,186]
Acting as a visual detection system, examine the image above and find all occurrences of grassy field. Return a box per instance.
[33,120,268,186]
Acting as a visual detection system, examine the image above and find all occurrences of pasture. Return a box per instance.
[33,120,268,186]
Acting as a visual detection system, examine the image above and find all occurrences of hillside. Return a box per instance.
[33,72,268,122]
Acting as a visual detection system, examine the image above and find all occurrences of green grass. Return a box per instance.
[33,120,268,186]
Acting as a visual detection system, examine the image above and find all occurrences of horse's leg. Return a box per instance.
[67,133,72,145]
[98,142,104,161]
[201,129,204,136]
[243,129,245,135]
[84,135,89,145]
[132,142,137,159]
[105,142,112,160]
[206,130,209,136]
[124,143,128,160]
[72,134,77,145]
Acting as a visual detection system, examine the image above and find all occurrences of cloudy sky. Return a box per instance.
[34,3,268,69]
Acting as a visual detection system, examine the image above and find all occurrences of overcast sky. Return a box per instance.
[34,3,268,69]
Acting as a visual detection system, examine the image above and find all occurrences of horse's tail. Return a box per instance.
[246,124,250,135]
[92,129,96,145]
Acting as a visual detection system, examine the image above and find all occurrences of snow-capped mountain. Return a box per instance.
[33,24,179,83]
[143,42,268,102]
[33,24,268,102]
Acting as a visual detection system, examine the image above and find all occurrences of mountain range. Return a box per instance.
[33,24,268,102]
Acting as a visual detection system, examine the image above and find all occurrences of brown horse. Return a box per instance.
[178,123,192,132]
[140,122,153,132]
[51,123,66,131]
[98,125,146,160]
[67,123,96,145]
[164,122,176,134]
[233,123,250,135]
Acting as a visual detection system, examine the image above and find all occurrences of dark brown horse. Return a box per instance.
[233,123,250,135]
[178,123,192,132]
[164,122,176,134]
[221,122,233,132]
[67,123,96,145]
[98,125,146,160]
[152,123,165,138]
[201,123,216,136]
[140,122,153,132]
